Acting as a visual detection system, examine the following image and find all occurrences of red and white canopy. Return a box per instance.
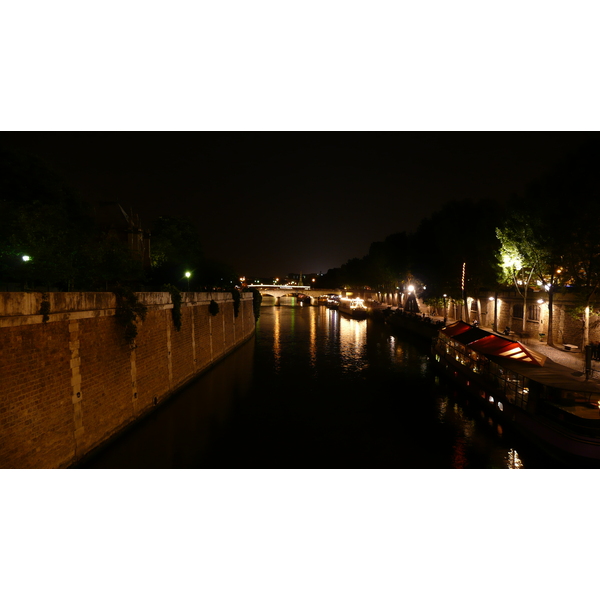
[468,335,547,366]
[440,321,547,366]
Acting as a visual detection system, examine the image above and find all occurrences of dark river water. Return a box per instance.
[79,299,561,468]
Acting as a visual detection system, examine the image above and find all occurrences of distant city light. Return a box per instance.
[22,255,31,262]
[407,285,415,292]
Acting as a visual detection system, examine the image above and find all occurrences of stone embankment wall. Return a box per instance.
[0,291,255,468]
[374,288,592,346]
[466,293,590,345]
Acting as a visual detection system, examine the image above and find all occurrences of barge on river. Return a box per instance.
[433,320,600,464]
[338,297,368,319]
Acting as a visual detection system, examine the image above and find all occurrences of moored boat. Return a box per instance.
[296,293,312,305]
[433,320,600,464]
[324,294,340,309]
[338,297,368,319]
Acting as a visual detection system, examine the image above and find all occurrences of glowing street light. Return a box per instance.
[22,255,31,262]
[185,271,191,291]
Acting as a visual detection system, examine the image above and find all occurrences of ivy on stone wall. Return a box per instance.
[114,286,148,345]
[231,289,241,317]
[40,292,50,325]
[162,284,182,331]
[209,299,220,316]
[252,288,262,322]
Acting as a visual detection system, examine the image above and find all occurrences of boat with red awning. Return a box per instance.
[433,321,600,463]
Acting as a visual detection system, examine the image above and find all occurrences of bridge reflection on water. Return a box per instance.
[79,299,561,468]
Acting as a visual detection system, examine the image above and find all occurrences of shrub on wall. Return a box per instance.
[209,299,220,316]
[113,286,148,344]
[252,288,262,322]
[231,289,241,317]
[40,292,50,324]
[162,284,182,331]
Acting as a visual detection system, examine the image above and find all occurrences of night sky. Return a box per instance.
[2,131,596,278]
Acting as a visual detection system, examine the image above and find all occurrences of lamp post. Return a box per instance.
[490,294,498,332]
[21,255,31,291]
[443,294,447,324]
[185,271,191,292]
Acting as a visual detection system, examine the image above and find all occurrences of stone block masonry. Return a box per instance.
[0,291,255,468]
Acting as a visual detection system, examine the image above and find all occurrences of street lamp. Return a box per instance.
[22,255,31,262]
[405,284,415,312]
[185,271,191,291]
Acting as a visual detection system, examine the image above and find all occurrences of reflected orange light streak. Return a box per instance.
[273,307,281,372]
[309,307,317,368]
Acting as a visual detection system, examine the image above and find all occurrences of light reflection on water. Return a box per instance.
[338,314,368,372]
[438,397,448,422]
[273,305,281,372]
[79,303,563,468]
[452,438,468,469]
[507,449,524,469]
[256,306,562,468]
[309,306,317,368]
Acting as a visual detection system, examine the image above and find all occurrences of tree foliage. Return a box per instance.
[410,198,503,298]
[149,216,238,289]
[521,138,600,345]
[0,148,93,289]
[0,148,146,291]
[150,216,204,270]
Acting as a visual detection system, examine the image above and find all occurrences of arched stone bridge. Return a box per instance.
[248,285,341,303]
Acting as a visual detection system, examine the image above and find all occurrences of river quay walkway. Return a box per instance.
[476,323,592,376]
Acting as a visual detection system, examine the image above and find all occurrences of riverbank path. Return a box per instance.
[446,319,594,379]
